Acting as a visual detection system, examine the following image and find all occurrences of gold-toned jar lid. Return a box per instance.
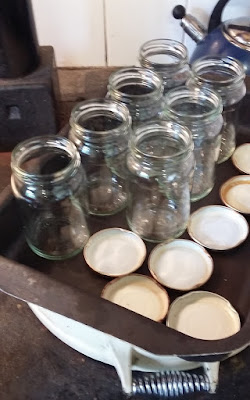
[167,291,241,340]
[102,274,169,322]
[232,143,250,174]
[220,175,250,214]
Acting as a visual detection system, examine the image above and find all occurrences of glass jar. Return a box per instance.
[188,56,246,163]
[11,136,89,260]
[107,67,164,126]
[162,86,223,202]
[126,120,194,243]
[69,99,131,216]
[139,39,190,94]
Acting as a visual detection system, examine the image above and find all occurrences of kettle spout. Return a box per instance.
[173,5,207,43]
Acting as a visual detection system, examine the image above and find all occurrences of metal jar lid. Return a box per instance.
[223,17,250,51]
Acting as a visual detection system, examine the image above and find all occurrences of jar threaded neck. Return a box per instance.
[11,136,80,184]
[108,67,163,104]
[139,39,188,72]
[190,56,246,98]
[69,98,131,147]
[163,86,223,126]
[128,120,193,172]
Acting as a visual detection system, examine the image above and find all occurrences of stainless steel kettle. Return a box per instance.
[173,0,250,74]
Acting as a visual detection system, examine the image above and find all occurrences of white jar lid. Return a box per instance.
[188,205,249,250]
[232,143,250,175]
[149,239,213,291]
[167,291,241,340]
[102,274,169,322]
[83,228,146,277]
[220,175,250,214]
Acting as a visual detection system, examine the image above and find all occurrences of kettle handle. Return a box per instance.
[208,0,230,32]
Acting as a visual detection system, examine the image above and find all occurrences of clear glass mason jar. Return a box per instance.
[107,67,164,126]
[69,99,131,216]
[162,86,223,202]
[11,136,89,260]
[126,120,194,243]
[139,39,190,94]
[188,56,246,163]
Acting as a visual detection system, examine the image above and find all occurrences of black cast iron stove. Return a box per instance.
[0,0,58,151]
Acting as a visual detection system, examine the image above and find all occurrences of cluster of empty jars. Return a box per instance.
[11,39,246,260]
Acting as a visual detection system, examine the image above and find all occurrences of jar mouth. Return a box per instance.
[191,56,245,88]
[163,86,223,124]
[108,67,163,102]
[70,98,131,137]
[11,136,80,182]
[130,120,193,160]
[139,39,188,71]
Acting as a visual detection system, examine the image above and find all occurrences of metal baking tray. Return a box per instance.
[1,127,250,368]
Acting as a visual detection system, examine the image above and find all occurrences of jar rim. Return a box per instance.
[108,67,163,102]
[163,86,223,124]
[70,98,131,136]
[191,56,246,88]
[11,136,80,183]
[139,39,188,71]
[130,120,193,160]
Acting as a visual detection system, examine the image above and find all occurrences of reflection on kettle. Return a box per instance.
[172,0,250,75]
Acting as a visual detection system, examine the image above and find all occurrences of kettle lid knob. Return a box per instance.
[172,5,206,43]
[172,5,186,20]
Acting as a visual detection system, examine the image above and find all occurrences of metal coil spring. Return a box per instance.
[132,371,210,397]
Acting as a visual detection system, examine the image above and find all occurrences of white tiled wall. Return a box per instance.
[105,0,186,66]
[32,0,105,66]
[31,0,250,67]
